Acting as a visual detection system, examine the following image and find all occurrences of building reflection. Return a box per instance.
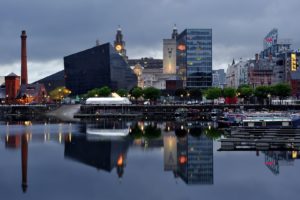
[64,134,131,178]
[1,120,216,190]
[176,134,213,185]
[263,151,300,175]
[163,133,177,171]
[164,123,214,185]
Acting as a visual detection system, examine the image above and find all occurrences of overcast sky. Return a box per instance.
[0,0,299,83]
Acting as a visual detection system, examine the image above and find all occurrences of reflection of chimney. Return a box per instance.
[21,134,28,193]
[21,30,28,85]
[255,53,259,63]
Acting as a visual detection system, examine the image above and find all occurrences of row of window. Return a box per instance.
[186,52,212,56]
[187,30,212,35]
[187,61,212,66]
[186,41,212,45]
[187,46,212,51]
[187,57,212,61]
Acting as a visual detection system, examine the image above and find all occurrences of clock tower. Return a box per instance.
[114,26,127,59]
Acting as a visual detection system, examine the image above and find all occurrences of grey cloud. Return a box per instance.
[0,0,299,72]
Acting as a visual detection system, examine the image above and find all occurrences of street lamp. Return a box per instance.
[267,93,271,105]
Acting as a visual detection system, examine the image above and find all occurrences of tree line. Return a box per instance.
[205,83,292,104]
[49,83,292,104]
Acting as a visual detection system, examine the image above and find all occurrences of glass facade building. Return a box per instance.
[64,43,137,95]
[177,29,212,89]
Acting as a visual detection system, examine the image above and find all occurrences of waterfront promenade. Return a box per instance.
[1,103,300,118]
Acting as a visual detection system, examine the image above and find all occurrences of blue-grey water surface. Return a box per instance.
[0,121,299,200]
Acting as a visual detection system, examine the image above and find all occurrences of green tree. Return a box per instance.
[272,83,291,103]
[86,88,100,97]
[144,124,161,139]
[188,88,202,100]
[143,87,161,101]
[254,85,272,104]
[131,87,143,100]
[86,86,111,97]
[129,124,143,139]
[175,88,187,97]
[237,85,253,98]
[98,86,111,97]
[116,89,128,97]
[49,86,71,101]
[204,128,223,140]
[205,87,222,100]
[223,87,236,98]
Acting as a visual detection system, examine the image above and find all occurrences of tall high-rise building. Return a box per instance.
[163,26,177,74]
[176,29,212,89]
[114,26,127,60]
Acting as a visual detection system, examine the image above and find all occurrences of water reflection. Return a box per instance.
[164,133,213,185]
[1,121,76,193]
[0,120,216,192]
[5,134,29,192]
[64,135,131,178]
[263,151,300,175]
[2,119,300,197]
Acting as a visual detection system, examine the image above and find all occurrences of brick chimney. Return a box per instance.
[21,30,28,85]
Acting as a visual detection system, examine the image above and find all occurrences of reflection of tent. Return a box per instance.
[64,135,131,172]
[86,128,129,137]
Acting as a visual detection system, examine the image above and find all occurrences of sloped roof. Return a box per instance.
[6,72,19,77]
[17,83,46,98]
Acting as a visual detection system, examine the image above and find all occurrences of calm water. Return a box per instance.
[0,120,300,200]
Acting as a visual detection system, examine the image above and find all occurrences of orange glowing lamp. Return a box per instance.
[177,44,186,51]
[117,155,124,166]
[179,155,187,164]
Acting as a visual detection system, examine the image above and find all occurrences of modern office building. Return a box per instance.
[177,29,212,89]
[64,43,137,95]
[260,28,292,58]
